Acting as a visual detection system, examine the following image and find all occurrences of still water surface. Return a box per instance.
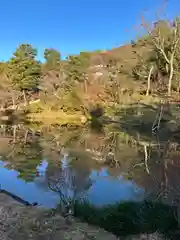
[0,124,180,208]
[0,157,144,208]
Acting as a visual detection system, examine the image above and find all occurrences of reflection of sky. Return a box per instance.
[0,160,58,208]
[36,159,48,177]
[88,168,144,206]
[0,158,145,208]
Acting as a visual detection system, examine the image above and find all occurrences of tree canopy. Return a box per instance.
[7,44,41,91]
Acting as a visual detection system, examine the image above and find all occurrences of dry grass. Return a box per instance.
[0,193,169,240]
[27,109,87,125]
[0,193,117,240]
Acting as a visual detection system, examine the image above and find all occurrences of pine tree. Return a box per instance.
[7,44,41,105]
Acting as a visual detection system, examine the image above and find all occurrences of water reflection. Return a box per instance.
[0,123,180,209]
[0,155,144,208]
[0,160,58,208]
[88,171,144,205]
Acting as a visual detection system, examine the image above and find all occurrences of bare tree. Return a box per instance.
[140,16,180,96]
[48,164,92,220]
[146,65,154,96]
[133,58,154,96]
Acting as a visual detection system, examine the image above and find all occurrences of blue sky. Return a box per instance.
[0,0,179,61]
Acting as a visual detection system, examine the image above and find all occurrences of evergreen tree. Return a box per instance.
[8,44,41,105]
[44,48,61,71]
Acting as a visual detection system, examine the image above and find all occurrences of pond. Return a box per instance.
[0,123,180,208]
[0,158,144,208]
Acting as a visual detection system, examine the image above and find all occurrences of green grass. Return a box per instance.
[71,200,178,237]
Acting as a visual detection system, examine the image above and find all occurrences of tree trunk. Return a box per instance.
[24,130,29,144]
[13,125,17,143]
[168,54,174,96]
[11,91,16,109]
[3,125,6,137]
[177,80,180,93]
[146,65,154,96]
[84,78,87,93]
[144,145,150,174]
[23,90,28,106]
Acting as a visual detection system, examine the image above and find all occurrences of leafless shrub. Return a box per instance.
[48,164,92,219]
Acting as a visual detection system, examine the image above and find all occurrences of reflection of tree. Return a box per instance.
[131,139,180,215]
[0,124,43,182]
[47,157,93,217]
[41,126,87,160]
[112,102,180,219]
[8,142,42,181]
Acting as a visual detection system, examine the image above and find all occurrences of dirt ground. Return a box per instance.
[0,193,168,240]
[0,193,118,240]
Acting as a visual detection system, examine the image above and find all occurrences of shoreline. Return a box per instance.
[0,193,117,240]
[0,192,178,239]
